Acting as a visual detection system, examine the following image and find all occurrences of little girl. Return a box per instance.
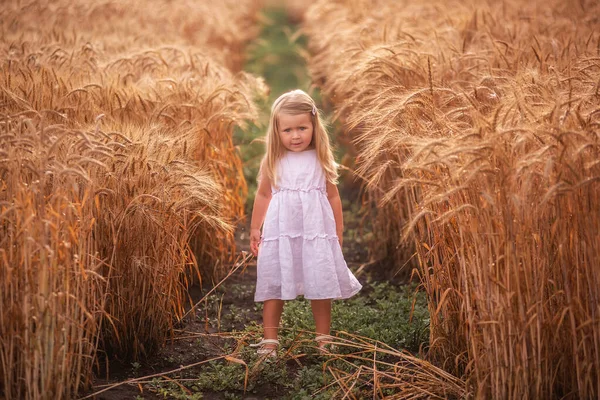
[249,89,362,356]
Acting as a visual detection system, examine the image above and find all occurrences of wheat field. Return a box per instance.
[4,0,600,398]
[0,0,265,398]
[303,0,600,398]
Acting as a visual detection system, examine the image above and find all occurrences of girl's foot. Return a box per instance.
[249,338,279,358]
[315,334,336,355]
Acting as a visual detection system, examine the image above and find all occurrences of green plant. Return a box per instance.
[195,362,247,392]
[279,282,429,352]
[149,378,203,400]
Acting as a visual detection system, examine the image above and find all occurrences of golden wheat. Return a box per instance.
[304,0,600,398]
[0,0,265,398]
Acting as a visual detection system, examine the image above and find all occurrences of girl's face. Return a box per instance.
[278,112,314,152]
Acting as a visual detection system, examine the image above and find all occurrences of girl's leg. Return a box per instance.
[310,299,332,336]
[263,299,284,348]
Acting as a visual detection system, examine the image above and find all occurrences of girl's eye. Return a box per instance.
[300,127,306,131]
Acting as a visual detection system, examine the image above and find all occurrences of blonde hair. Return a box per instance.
[261,89,338,187]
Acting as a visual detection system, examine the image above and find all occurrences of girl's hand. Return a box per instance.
[250,228,261,257]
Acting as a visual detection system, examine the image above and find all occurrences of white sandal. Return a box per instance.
[249,338,279,358]
[315,335,336,354]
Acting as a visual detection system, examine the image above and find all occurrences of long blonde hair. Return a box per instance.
[261,89,338,187]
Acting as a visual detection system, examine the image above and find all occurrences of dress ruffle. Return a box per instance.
[261,233,338,242]
[272,186,326,194]
[256,236,361,301]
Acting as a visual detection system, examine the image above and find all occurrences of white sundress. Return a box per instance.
[255,149,362,302]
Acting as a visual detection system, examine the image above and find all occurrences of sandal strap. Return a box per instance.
[315,335,333,342]
[249,338,279,348]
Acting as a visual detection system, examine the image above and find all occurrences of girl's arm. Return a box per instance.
[250,165,272,256]
[326,181,344,247]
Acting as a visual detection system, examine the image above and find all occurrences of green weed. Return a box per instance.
[149,281,429,398]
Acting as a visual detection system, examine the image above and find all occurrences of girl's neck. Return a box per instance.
[286,147,315,153]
